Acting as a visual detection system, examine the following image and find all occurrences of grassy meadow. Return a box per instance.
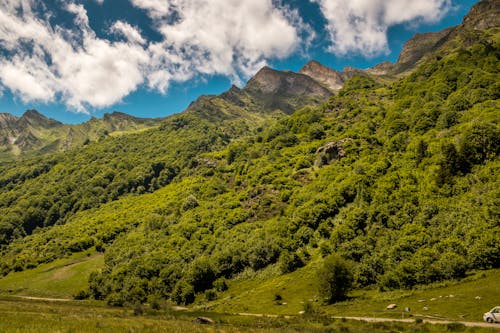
[0,251,103,298]
[211,263,500,322]
[0,296,498,333]
[0,252,499,332]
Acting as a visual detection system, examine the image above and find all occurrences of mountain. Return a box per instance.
[461,0,500,30]
[238,66,333,114]
[0,0,498,311]
[365,0,500,75]
[298,60,345,91]
[0,62,341,161]
[0,110,162,162]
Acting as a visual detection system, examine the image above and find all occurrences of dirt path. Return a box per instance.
[12,296,71,302]
[236,312,499,329]
[7,297,499,329]
[329,316,500,329]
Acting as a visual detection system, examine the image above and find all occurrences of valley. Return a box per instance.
[0,1,498,332]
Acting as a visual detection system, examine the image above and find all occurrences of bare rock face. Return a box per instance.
[299,60,345,91]
[396,0,499,70]
[366,61,395,75]
[19,109,62,128]
[397,28,453,66]
[243,66,333,113]
[462,0,500,30]
[0,113,18,129]
[245,66,332,98]
[341,66,367,80]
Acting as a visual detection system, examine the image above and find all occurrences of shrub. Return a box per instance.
[172,280,195,305]
[205,289,218,301]
[278,251,305,273]
[317,254,354,304]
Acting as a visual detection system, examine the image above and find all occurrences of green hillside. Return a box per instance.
[0,5,498,328]
[0,111,163,162]
[0,17,498,313]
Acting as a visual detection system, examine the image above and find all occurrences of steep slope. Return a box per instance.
[0,61,340,248]
[242,66,333,114]
[365,0,500,75]
[0,1,497,308]
[461,0,500,30]
[0,63,337,162]
[298,60,345,91]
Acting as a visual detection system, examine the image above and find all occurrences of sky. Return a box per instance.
[0,0,479,124]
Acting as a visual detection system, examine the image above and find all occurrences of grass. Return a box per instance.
[210,261,500,323]
[0,297,497,333]
[325,270,500,322]
[0,250,103,298]
[0,250,498,331]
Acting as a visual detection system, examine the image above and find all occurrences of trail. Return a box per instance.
[331,315,500,329]
[235,312,500,329]
[6,296,500,329]
[12,296,71,302]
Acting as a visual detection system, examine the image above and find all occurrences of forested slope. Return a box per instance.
[0,20,498,307]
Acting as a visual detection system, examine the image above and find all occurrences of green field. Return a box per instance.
[0,296,498,333]
[0,253,498,332]
[211,262,500,322]
[0,251,103,298]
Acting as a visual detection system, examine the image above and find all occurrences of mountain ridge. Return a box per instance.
[0,110,164,161]
[0,0,497,310]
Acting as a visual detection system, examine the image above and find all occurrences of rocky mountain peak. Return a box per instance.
[396,27,454,66]
[299,60,345,91]
[20,109,62,128]
[0,113,18,129]
[246,66,289,94]
[462,0,500,30]
[103,111,133,121]
[245,65,332,98]
[366,61,395,75]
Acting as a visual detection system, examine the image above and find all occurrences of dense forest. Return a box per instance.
[0,8,498,307]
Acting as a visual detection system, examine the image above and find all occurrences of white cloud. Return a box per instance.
[0,0,303,112]
[111,21,147,45]
[130,0,170,18]
[314,0,452,56]
[0,56,57,102]
[132,0,303,90]
[0,1,149,111]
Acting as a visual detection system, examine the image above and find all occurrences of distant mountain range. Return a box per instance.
[0,110,162,161]
[4,0,498,162]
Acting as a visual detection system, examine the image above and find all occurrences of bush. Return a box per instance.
[205,289,218,301]
[317,254,354,304]
[73,289,90,300]
[278,251,304,273]
[213,277,229,292]
[172,280,195,305]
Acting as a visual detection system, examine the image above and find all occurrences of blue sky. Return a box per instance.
[0,0,478,123]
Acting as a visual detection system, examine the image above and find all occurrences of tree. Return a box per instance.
[317,254,354,304]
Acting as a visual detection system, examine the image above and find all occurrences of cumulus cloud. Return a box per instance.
[314,0,452,56]
[111,21,147,45]
[0,1,148,111]
[0,0,303,112]
[0,0,455,112]
[135,0,303,90]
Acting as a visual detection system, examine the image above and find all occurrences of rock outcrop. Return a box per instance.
[462,0,500,30]
[397,28,454,66]
[245,66,332,98]
[299,60,345,91]
[315,139,352,167]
